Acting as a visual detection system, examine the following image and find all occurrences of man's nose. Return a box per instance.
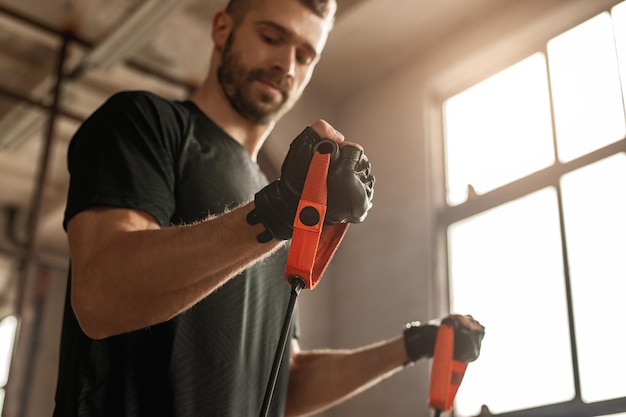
[272,45,296,78]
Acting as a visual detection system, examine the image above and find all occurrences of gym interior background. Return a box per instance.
[0,0,624,416]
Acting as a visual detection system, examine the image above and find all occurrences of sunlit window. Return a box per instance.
[548,12,625,162]
[444,53,554,206]
[441,2,626,416]
[449,188,573,414]
[0,315,18,416]
[561,154,626,403]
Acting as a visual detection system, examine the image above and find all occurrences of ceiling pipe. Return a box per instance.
[0,1,193,89]
[0,0,186,150]
[67,0,186,78]
[0,84,84,122]
[0,81,85,152]
[0,4,81,43]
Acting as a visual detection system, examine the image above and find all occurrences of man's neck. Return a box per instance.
[190,83,275,161]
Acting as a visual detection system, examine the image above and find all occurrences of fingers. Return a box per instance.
[310,119,344,145]
[449,314,484,332]
[340,140,364,153]
[310,119,367,156]
[335,146,374,203]
[447,314,485,363]
[337,144,364,168]
[308,119,374,214]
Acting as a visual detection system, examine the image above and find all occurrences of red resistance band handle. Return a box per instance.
[428,320,468,413]
[285,140,348,289]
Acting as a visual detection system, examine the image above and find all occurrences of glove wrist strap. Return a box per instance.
[403,321,437,366]
[246,208,274,243]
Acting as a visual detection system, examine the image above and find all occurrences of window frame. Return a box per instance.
[426,1,626,416]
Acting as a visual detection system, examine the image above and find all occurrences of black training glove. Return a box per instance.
[403,317,485,365]
[326,144,374,224]
[254,126,320,240]
[403,321,439,364]
[253,126,375,241]
[445,317,485,363]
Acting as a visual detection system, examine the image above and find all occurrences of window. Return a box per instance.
[0,255,18,415]
[440,2,626,416]
[0,315,18,415]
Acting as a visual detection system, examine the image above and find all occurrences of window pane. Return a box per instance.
[0,315,18,387]
[561,154,626,403]
[547,12,626,162]
[448,188,574,415]
[443,53,555,205]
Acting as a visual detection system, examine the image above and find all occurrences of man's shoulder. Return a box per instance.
[104,90,181,111]
[94,90,193,130]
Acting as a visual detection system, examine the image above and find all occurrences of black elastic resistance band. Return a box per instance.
[258,276,306,417]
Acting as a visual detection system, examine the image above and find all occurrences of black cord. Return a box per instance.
[259,276,306,417]
[433,409,442,417]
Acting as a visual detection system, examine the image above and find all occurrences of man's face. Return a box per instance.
[217,0,333,125]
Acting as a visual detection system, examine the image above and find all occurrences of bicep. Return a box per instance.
[66,207,161,338]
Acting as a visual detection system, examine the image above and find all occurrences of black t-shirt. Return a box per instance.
[54,91,295,417]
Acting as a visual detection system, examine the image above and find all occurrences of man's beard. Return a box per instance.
[218,34,292,125]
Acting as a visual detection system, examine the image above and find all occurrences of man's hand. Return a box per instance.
[403,314,485,364]
[326,144,374,224]
[254,119,374,240]
[445,314,485,363]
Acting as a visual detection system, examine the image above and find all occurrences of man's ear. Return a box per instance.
[212,11,233,51]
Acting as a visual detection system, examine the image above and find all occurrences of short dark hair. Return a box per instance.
[225,0,336,24]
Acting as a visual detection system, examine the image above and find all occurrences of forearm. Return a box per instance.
[285,337,408,417]
[70,202,284,339]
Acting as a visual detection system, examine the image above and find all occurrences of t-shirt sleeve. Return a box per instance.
[63,91,182,229]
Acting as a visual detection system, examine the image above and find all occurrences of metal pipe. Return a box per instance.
[0,84,84,123]
[4,33,70,417]
[17,33,68,315]
[0,4,196,91]
[0,1,194,150]
[0,4,87,46]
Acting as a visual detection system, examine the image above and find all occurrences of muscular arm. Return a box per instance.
[67,119,348,340]
[285,314,484,416]
[67,202,284,339]
[285,338,408,417]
